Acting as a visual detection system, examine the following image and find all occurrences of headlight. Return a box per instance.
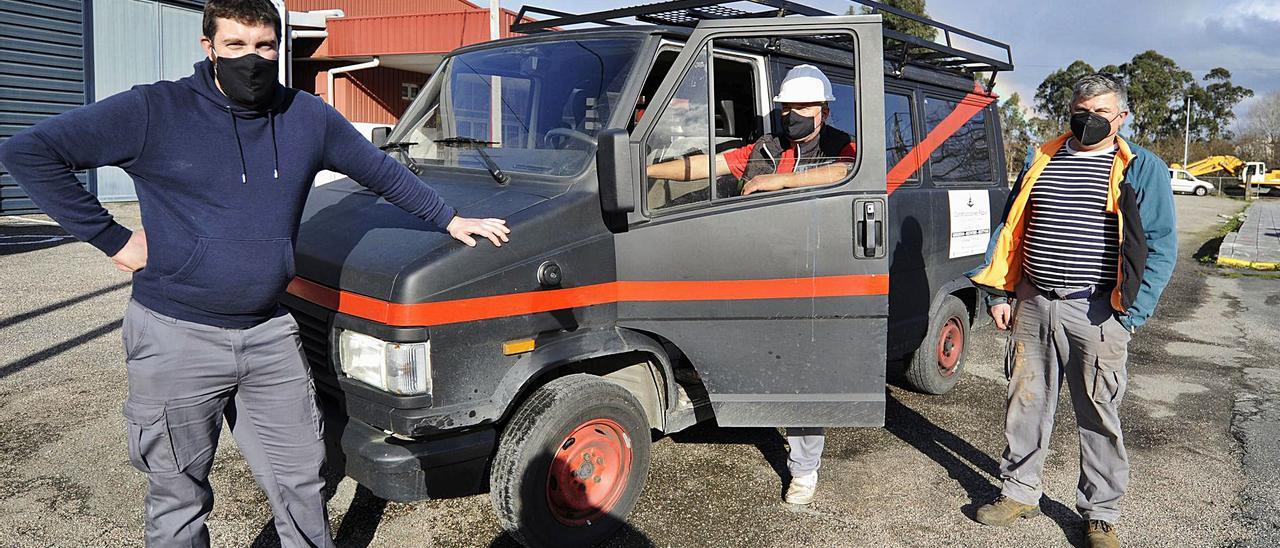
[337,330,431,396]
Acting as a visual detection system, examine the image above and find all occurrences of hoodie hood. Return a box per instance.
[184,59,282,183]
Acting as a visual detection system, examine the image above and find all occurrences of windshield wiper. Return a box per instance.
[378,140,418,150]
[434,138,511,186]
[434,137,499,147]
[378,141,422,174]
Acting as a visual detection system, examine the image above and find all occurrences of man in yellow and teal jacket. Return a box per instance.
[964,74,1176,548]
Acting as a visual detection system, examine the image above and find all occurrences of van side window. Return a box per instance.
[884,92,916,181]
[631,50,680,131]
[924,97,994,184]
[643,47,766,213]
[643,45,713,213]
[825,80,858,137]
[723,57,857,200]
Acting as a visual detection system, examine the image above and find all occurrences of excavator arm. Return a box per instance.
[1171,155,1245,177]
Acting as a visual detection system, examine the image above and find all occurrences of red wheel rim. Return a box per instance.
[546,418,633,527]
[937,317,964,376]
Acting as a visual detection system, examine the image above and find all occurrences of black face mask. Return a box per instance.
[213,52,278,111]
[1070,111,1120,147]
[783,111,818,141]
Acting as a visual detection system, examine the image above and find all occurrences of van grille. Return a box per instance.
[286,303,336,381]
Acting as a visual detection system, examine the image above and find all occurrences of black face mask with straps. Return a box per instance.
[1070,110,1121,147]
[213,52,279,111]
[783,111,818,141]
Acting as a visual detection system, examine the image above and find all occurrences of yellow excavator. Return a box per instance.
[1171,155,1280,189]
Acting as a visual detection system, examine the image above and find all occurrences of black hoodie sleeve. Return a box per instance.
[0,89,148,256]
[320,104,456,230]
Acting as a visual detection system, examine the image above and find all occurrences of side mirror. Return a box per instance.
[596,128,636,214]
[371,126,391,148]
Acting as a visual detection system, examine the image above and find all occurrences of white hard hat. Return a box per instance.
[773,64,835,103]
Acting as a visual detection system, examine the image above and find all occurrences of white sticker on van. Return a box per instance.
[948,190,991,258]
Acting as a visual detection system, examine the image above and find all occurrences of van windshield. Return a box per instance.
[387,38,642,178]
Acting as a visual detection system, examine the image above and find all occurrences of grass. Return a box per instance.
[1216,270,1280,280]
[1194,205,1249,265]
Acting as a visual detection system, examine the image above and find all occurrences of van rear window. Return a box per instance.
[924,97,994,184]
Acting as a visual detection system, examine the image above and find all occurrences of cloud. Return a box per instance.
[1211,0,1280,26]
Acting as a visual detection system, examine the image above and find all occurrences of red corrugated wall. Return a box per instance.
[285,0,479,17]
[324,11,523,56]
[316,66,428,125]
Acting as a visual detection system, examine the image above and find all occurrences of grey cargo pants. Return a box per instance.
[1000,280,1132,523]
[786,427,825,475]
[121,300,333,547]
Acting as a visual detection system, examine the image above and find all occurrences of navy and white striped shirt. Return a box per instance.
[1023,143,1120,291]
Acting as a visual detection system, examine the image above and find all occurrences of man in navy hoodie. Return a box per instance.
[0,1,510,546]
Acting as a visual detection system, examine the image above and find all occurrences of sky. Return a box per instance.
[499,0,1280,122]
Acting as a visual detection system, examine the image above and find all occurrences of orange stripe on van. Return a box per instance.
[886,90,997,195]
[286,274,889,327]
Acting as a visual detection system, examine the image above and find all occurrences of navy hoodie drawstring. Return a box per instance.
[269,111,279,180]
[228,106,248,184]
[226,106,281,183]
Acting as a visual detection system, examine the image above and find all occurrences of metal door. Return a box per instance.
[616,16,890,427]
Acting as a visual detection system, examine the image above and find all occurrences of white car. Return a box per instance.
[1170,168,1214,196]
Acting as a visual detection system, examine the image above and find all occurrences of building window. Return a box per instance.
[402,83,420,101]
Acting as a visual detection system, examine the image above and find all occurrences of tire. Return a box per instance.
[490,374,652,548]
[1194,186,1208,196]
[904,295,970,395]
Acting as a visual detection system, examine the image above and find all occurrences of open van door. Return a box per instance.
[615,16,890,427]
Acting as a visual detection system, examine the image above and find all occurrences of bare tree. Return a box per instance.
[1241,92,1280,168]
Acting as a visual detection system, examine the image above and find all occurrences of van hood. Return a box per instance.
[294,176,550,301]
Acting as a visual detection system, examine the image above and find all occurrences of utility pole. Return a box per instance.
[489,0,502,146]
[490,0,500,40]
[1182,94,1191,168]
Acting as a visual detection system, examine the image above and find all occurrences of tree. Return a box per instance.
[1241,91,1280,168]
[999,93,1034,174]
[1184,68,1253,141]
[855,0,937,42]
[1033,60,1095,132]
[1109,50,1192,145]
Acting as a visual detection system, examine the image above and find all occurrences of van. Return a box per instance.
[280,1,1013,545]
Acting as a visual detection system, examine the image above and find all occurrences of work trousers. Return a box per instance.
[121,300,333,547]
[1000,281,1132,523]
[786,427,825,475]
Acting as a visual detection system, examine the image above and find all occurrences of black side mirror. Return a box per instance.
[371,126,391,148]
[596,128,636,214]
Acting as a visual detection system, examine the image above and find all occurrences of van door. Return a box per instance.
[615,16,889,427]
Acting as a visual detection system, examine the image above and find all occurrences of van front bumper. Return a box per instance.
[323,398,496,502]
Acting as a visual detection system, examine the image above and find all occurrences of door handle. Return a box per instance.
[854,199,885,259]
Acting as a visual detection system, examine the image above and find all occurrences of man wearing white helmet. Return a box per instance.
[647,65,850,506]
[647,64,856,198]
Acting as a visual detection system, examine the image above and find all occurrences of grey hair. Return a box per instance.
[1072,74,1129,112]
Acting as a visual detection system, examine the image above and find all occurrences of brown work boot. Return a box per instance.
[1086,520,1120,548]
[974,495,1041,526]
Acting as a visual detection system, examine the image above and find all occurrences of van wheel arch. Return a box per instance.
[903,290,975,395]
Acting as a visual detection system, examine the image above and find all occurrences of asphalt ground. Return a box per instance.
[0,195,1276,547]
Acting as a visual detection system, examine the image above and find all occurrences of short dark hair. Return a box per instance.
[202,0,281,41]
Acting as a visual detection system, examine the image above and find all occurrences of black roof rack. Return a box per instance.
[511,0,1013,87]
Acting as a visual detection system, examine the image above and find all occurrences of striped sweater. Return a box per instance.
[1023,142,1119,291]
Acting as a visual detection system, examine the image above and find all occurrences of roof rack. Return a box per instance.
[511,0,1013,87]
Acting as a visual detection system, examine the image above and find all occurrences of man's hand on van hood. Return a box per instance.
[447,216,510,248]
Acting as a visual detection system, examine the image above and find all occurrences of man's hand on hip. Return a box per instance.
[111,229,147,272]
[990,302,1012,330]
[447,216,510,248]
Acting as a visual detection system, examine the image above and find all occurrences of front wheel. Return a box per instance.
[903,295,971,395]
[1194,186,1208,196]
[490,374,652,548]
